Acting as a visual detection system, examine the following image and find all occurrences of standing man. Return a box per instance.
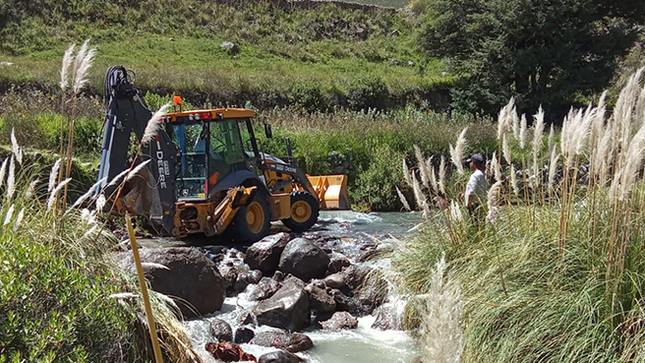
[464,153,489,224]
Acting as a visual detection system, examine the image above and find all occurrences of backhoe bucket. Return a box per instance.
[307,175,351,210]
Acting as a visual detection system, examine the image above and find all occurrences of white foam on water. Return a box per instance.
[318,210,383,224]
[302,316,418,363]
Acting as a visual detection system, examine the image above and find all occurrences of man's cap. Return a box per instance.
[466,153,484,163]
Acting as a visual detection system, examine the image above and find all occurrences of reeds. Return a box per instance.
[397,68,645,363]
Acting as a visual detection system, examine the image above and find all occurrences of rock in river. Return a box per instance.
[209,318,233,342]
[117,247,225,318]
[278,237,330,282]
[319,311,359,330]
[258,350,304,363]
[253,278,310,331]
[251,330,314,352]
[244,232,290,275]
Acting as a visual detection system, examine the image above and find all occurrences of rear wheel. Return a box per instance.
[281,191,320,232]
[229,190,271,244]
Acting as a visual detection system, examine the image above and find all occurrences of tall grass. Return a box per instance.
[0,139,198,362]
[395,69,645,362]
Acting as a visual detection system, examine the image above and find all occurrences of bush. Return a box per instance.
[348,76,390,111]
[290,82,330,113]
[353,143,406,211]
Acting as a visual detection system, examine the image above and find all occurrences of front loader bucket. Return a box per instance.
[307,175,351,210]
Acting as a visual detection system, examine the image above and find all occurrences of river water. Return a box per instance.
[181,211,424,363]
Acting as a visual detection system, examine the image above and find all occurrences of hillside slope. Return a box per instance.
[0,0,451,111]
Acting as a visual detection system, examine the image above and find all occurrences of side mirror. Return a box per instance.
[264,123,273,139]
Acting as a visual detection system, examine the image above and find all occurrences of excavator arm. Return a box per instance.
[97,66,178,234]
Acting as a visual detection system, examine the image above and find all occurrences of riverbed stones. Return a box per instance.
[305,284,336,313]
[323,272,346,289]
[253,278,310,331]
[209,318,233,342]
[234,327,255,344]
[319,311,358,330]
[278,237,330,282]
[354,271,388,315]
[258,350,303,363]
[244,232,290,275]
[116,247,225,318]
[205,341,256,362]
[251,331,314,352]
[248,277,281,301]
[343,264,369,290]
[371,305,399,330]
[327,252,350,274]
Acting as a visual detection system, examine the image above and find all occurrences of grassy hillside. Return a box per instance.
[0,0,451,111]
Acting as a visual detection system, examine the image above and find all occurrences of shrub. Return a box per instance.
[348,76,391,111]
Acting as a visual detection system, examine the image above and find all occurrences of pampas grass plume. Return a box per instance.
[396,186,411,211]
[142,104,171,146]
[59,43,75,92]
[548,146,559,192]
[48,159,61,193]
[519,114,528,149]
[3,204,14,226]
[0,158,8,190]
[403,158,413,187]
[13,208,24,232]
[47,178,71,212]
[439,156,447,195]
[10,129,22,164]
[450,127,468,175]
[420,255,463,363]
[71,39,96,95]
[502,135,512,165]
[6,156,15,201]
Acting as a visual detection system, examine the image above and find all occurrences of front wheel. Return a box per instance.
[281,191,320,232]
[229,190,271,244]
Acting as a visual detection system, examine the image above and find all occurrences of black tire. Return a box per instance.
[229,190,271,244]
[281,191,320,232]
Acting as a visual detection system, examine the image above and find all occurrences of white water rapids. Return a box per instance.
[182,211,423,363]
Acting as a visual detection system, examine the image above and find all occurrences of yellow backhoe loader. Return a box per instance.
[97,66,350,243]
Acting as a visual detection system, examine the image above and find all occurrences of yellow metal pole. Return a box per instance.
[126,213,164,363]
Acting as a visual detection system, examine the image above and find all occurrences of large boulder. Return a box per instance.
[319,311,358,330]
[258,350,304,363]
[251,331,313,352]
[278,238,330,282]
[253,279,310,331]
[117,247,225,318]
[244,233,290,275]
[209,318,233,342]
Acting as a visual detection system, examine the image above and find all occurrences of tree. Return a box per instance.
[419,0,645,118]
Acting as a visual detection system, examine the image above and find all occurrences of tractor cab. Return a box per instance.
[161,108,260,201]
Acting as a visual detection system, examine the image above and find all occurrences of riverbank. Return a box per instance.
[394,74,645,362]
[0,144,195,362]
